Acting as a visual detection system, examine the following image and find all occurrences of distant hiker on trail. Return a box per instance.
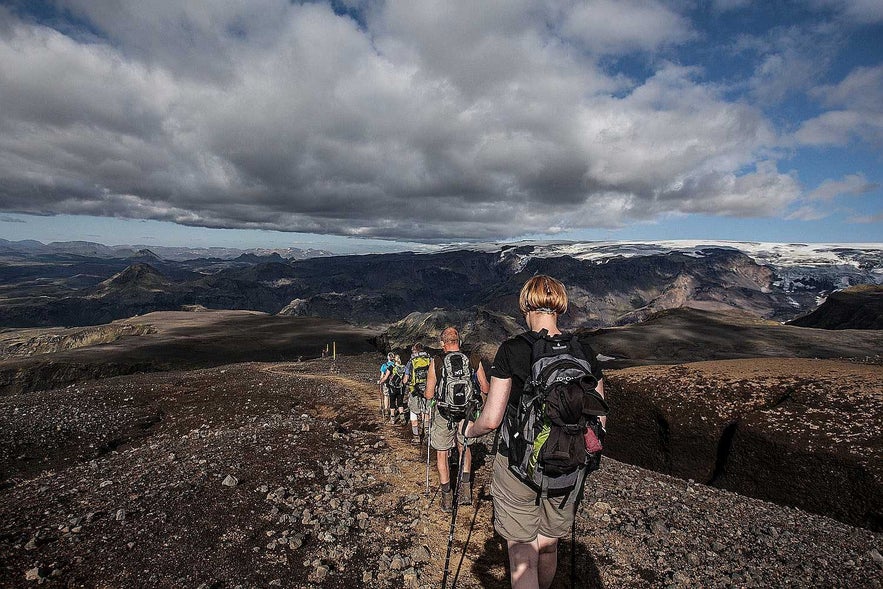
[403,343,432,443]
[377,352,396,417]
[386,354,407,424]
[425,327,489,512]
[465,275,607,589]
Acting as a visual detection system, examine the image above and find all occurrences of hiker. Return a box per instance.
[386,354,407,424]
[377,352,396,417]
[403,343,432,443]
[465,275,606,589]
[425,327,489,512]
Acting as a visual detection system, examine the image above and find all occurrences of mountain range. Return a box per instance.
[0,238,332,261]
[0,239,880,330]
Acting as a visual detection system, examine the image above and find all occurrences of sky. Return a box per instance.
[0,0,881,252]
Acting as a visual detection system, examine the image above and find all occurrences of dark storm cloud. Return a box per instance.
[0,0,860,241]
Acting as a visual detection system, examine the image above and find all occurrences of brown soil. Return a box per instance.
[1,354,881,588]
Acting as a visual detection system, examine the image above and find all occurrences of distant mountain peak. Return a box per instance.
[97,263,170,292]
[233,252,286,263]
[133,248,161,259]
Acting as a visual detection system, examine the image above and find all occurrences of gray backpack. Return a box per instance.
[502,330,608,504]
[436,351,479,422]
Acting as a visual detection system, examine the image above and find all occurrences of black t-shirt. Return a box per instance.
[490,330,604,411]
[490,331,604,456]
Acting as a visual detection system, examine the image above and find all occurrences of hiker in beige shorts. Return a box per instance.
[465,276,606,589]
[424,327,489,512]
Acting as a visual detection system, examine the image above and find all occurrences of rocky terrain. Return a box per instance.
[1,354,882,588]
[582,307,883,367]
[789,284,883,330]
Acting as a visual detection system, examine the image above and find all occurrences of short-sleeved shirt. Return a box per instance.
[490,331,604,454]
[379,361,394,375]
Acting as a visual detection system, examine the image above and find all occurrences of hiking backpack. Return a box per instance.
[503,330,609,504]
[389,363,404,391]
[409,352,432,395]
[436,351,481,422]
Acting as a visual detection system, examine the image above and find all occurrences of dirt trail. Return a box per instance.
[260,362,512,588]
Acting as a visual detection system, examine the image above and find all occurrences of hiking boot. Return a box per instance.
[389,416,396,425]
[412,434,421,444]
[440,489,453,513]
[457,481,473,505]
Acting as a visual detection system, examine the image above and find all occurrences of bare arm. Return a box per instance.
[476,362,490,395]
[424,358,437,400]
[464,376,511,438]
[596,378,606,430]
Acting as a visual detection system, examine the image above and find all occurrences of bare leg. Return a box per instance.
[536,535,559,589]
[507,539,540,589]
[506,535,560,589]
[436,449,450,485]
[455,439,472,476]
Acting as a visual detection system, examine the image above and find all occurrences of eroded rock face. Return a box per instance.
[604,358,883,530]
[379,308,521,359]
[788,284,883,330]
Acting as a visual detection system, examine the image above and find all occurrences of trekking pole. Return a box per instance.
[570,465,592,588]
[425,403,433,496]
[441,414,472,589]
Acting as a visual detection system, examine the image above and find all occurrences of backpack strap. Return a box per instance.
[517,331,537,348]
[433,352,444,385]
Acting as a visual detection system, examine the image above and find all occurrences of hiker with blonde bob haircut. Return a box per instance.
[465,275,607,589]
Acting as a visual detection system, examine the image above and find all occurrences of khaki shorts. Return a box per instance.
[429,409,467,451]
[408,393,428,416]
[491,454,576,543]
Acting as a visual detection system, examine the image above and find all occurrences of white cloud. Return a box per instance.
[785,205,830,221]
[807,173,878,201]
[559,0,695,54]
[809,0,883,24]
[796,65,883,146]
[784,172,880,223]
[813,64,883,112]
[849,212,883,223]
[0,1,810,241]
[736,25,838,105]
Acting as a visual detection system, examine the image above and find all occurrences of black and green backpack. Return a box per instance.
[503,330,608,504]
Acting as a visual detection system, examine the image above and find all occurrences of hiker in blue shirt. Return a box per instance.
[377,352,396,417]
[385,354,407,424]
